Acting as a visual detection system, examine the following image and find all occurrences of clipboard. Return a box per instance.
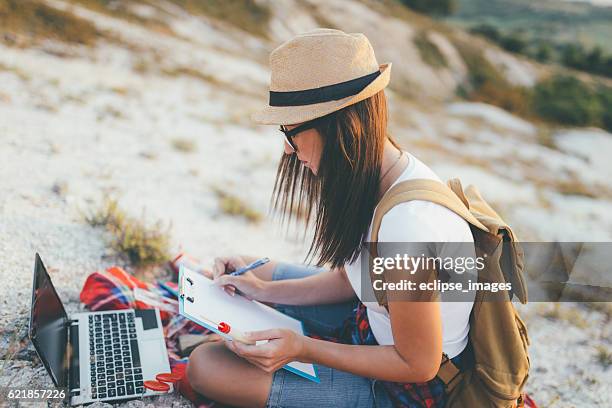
[178,265,320,382]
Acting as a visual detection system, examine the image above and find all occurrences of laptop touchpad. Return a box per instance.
[140,338,171,384]
[135,309,158,330]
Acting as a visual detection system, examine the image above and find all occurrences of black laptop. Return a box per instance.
[29,253,172,405]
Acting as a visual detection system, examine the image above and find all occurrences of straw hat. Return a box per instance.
[252,28,392,125]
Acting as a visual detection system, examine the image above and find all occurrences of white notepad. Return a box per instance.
[178,266,319,382]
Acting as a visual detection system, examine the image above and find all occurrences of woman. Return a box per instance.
[187,29,474,408]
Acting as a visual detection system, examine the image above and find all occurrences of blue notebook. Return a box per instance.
[178,266,319,382]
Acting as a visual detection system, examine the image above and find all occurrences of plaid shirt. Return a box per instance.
[339,302,447,408]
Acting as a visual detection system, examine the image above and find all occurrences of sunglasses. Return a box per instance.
[279,120,319,152]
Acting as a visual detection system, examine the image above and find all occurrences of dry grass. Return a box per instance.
[132,57,152,74]
[51,180,68,197]
[167,0,271,39]
[162,66,219,84]
[162,66,263,100]
[595,345,612,369]
[68,0,173,35]
[35,100,59,112]
[535,189,553,210]
[408,137,448,153]
[540,303,589,329]
[582,302,612,320]
[458,155,494,170]
[139,150,158,160]
[100,105,125,120]
[536,126,557,150]
[212,186,262,224]
[389,76,420,101]
[414,30,448,69]
[0,62,31,81]
[85,199,171,267]
[452,38,532,118]
[555,178,598,199]
[171,137,197,153]
[110,86,129,96]
[0,0,100,46]
[301,2,338,30]
[361,0,454,36]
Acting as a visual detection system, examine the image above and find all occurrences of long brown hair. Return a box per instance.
[271,90,399,268]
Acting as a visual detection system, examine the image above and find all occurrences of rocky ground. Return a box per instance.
[1,1,611,406]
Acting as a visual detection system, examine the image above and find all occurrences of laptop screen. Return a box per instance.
[29,254,69,388]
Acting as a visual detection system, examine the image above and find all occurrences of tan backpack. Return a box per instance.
[369,178,530,408]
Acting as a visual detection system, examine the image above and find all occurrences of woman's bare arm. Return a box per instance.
[260,266,356,305]
[211,256,356,306]
[231,299,442,383]
[302,300,442,382]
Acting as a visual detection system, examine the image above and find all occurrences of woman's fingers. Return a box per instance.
[224,339,288,373]
[214,274,239,288]
[245,329,282,341]
[214,274,240,297]
[223,286,236,296]
[226,341,277,370]
[212,256,248,279]
[212,257,230,278]
[206,333,224,342]
[234,339,277,358]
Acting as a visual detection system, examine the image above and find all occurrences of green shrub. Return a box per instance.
[469,22,612,79]
[413,31,448,68]
[397,0,456,16]
[561,44,612,79]
[86,199,171,267]
[469,24,500,42]
[455,37,612,131]
[499,31,527,54]
[597,86,612,131]
[455,40,531,117]
[532,75,604,128]
[0,0,99,45]
[534,42,553,63]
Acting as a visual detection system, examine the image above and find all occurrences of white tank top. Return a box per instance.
[344,152,475,358]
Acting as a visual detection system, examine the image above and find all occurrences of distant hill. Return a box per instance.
[446,0,612,52]
[0,0,610,130]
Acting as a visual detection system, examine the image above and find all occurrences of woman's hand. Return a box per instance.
[202,256,266,299]
[213,271,268,301]
[202,256,248,280]
[223,329,307,373]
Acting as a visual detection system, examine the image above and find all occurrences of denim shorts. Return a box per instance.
[266,263,393,408]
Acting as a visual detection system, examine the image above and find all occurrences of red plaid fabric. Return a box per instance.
[80,267,537,408]
[80,266,218,407]
[338,302,447,408]
[338,303,537,408]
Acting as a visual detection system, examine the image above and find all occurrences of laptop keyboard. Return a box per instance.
[88,311,144,400]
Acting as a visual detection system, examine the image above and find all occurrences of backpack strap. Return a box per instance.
[438,354,463,394]
[370,178,488,245]
[369,178,486,393]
